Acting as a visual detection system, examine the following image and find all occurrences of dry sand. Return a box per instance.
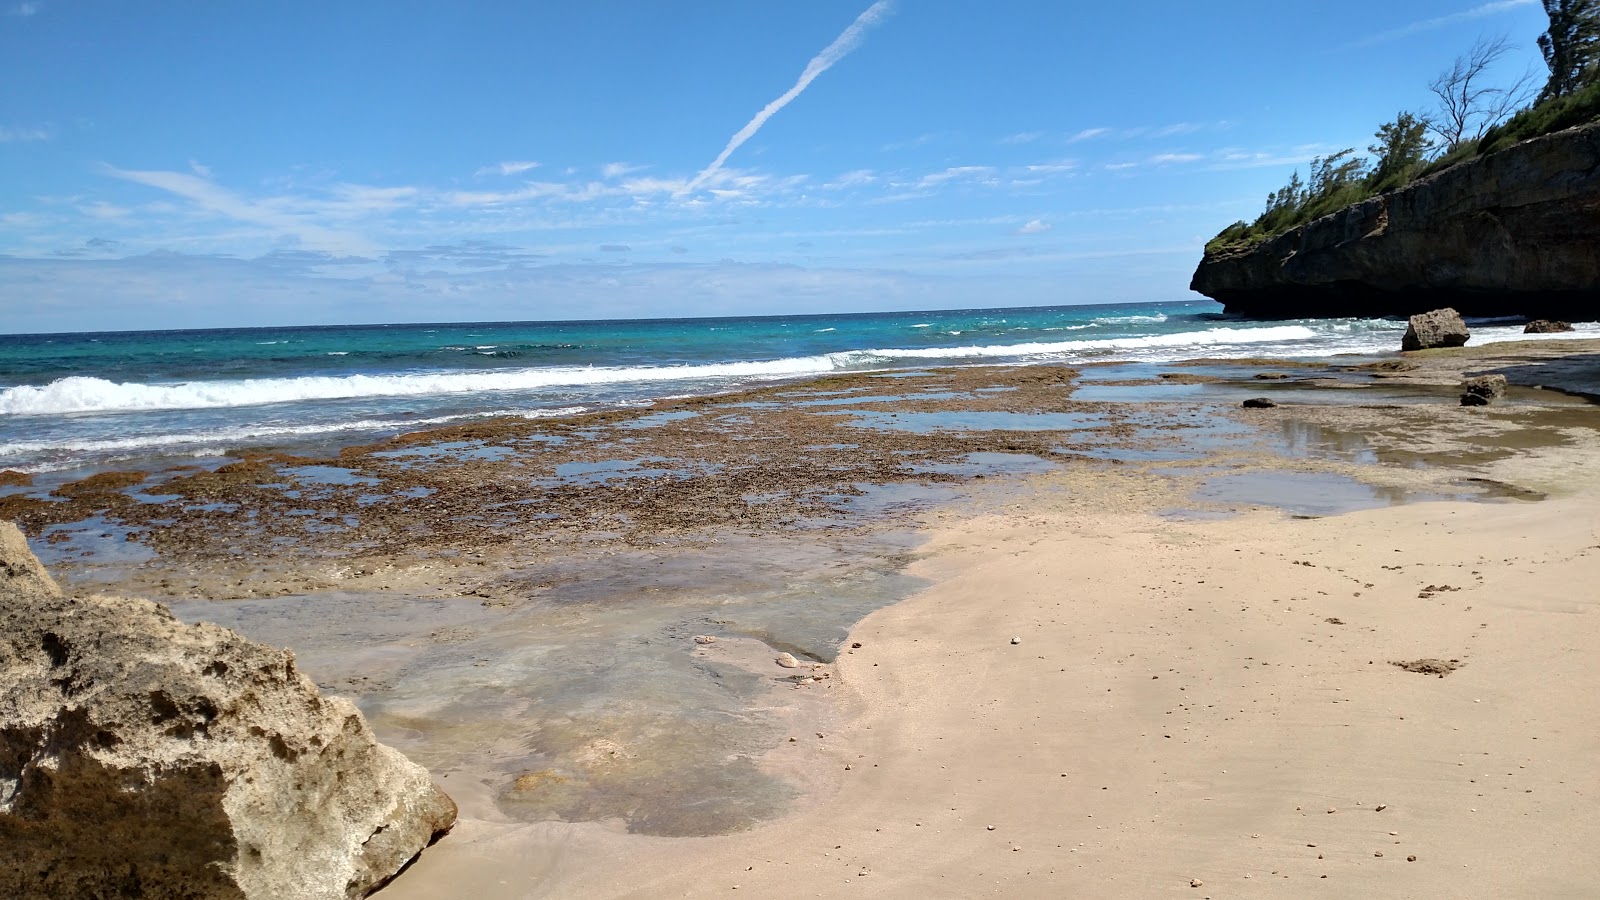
[384,456,1600,897]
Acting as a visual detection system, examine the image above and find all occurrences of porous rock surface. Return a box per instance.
[0,522,455,900]
[1461,374,1509,406]
[1402,308,1471,352]
[1524,319,1575,333]
[1191,121,1600,319]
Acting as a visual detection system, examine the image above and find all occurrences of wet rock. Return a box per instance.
[1241,397,1278,409]
[0,470,31,488]
[1524,319,1574,333]
[1402,308,1470,352]
[775,652,800,668]
[1460,374,1507,406]
[0,522,456,900]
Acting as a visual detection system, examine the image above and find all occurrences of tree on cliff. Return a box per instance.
[1368,112,1432,191]
[1427,37,1538,148]
[1539,0,1600,99]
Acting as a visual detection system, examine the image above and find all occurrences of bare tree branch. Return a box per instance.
[1426,36,1534,150]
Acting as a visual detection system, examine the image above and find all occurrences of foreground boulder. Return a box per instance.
[0,522,455,900]
[1524,319,1574,333]
[1402,308,1470,352]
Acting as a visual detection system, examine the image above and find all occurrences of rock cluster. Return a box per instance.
[1191,122,1600,320]
[1402,308,1470,352]
[0,522,455,900]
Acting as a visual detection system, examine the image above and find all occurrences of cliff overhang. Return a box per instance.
[1191,122,1600,320]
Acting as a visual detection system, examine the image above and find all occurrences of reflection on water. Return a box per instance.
[1276,420,1378,465]
[172,530,925,837]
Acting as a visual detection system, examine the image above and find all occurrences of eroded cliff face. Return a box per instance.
[1191,122,1600,320]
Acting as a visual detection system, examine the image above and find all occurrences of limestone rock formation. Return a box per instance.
[1191,122,1600,320]
[0,521,455,900]
[1402,308,1471,352]
[1461,374,1508,406]
[1524,319,1575,333]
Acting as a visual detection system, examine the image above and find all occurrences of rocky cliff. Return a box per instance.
[1191,121,1600,320]
[0,522,456,900]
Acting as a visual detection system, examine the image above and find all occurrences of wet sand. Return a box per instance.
[373,342,1600,899]
[12,338,1600,897]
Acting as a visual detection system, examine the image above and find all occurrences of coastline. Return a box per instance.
[10,337,1600,897]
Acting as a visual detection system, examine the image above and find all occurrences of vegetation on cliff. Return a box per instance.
[1206,2,1600,255]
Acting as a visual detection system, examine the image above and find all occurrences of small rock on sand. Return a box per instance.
[1241,397,1277,409]
[775,652,801,668]
[693,635,717,645]
[1009,636,1021,645]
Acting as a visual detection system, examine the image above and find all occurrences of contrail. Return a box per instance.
[1345,0,1536,49]
[678,0,894,197]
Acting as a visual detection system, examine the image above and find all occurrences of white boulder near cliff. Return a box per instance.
[0,521,455,900]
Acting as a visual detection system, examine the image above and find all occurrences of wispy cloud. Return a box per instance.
[822,168,877,189]
[0,124,53,142]
[1015,218,1051,235]
[5,2,38,16]
[916,166,996,189]
[103,165,377,255]
[1068,127,1114,143]
[476,160,541,177]
[1344,0,1537,49]
[601,162,647,179]
[680,0,895,196]
[1001,131,1041,145]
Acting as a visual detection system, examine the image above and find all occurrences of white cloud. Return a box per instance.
[602,162,647,179]
[1345,0,1536,48]
[0,124,53,142]
[1023,161,1077,174]
[1150,153,1204,164]
[102,165,378,255]
[823,168,877,189]
[680,0,895,196]
[475,160,541,177]
[6,2,38,16]
[1068,128,1113,143]
[916,166,996,188]
[189,160,212,178]
[1001,132,1041,144]
[1015,219,1051,235]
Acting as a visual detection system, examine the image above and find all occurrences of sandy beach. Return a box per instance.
[11,339,1600,898]
[367,343,1600,899]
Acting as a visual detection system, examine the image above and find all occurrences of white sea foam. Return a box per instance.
[840,325,1319,362]
[1091,313,1168,325]
[0,407,588,462]
[0,324,1356,417]
[0,357,848,415]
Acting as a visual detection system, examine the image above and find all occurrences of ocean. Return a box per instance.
[2,299,1592,477]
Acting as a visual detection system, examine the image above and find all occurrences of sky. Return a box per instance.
[0,0,1554,333]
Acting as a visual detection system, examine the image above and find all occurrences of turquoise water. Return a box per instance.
[0,298,1432,474]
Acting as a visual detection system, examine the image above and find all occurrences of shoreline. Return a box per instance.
[10,338,1600,896]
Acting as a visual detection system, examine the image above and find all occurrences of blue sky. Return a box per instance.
[0,0,1552,332]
